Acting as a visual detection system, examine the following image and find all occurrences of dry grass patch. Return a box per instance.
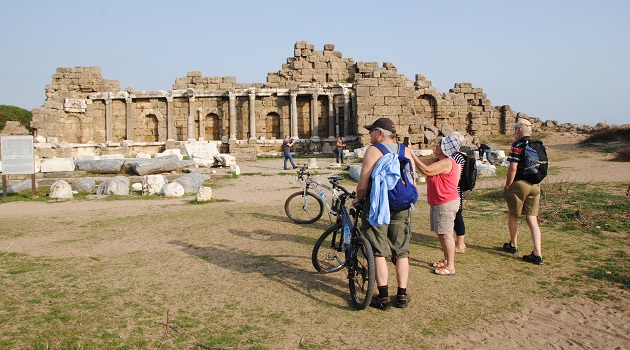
[1,181,628,349]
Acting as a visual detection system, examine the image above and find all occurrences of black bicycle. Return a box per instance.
[311,180,375,310]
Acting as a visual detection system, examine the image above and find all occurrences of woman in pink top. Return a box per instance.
[412,135,461,275]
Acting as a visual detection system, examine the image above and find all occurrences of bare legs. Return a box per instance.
[526,215,542,257]
[374,256,388,287]
[508,212,519,247]
[374,256,409,289]
[437,233,455,271]
[508,212,542,257]
[395,257,409,289]
[455,235,466,253]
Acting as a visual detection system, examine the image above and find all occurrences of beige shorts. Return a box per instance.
[430,199,459,235]
[504,180,540,216]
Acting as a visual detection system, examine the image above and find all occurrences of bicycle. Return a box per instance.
[311,180,375,310]
[284,165,342,224]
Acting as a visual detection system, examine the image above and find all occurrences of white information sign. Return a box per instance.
[1,136,35,174]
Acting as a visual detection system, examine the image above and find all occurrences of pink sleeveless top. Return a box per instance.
[426,158,460,206]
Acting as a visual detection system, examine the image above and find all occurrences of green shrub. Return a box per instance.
[0,105,32,131]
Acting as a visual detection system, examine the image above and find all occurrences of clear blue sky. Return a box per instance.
[1,0,628,126]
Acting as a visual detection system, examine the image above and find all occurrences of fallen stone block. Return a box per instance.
[173,172,207,193]
[349,165,361,181]
[143,174,168,195]
[7,179,38,194]
[97,176,130,195]
[132,154,181,176]
[214,153,236,167]
[72,177,96,193]
[75,159,124,174]
[477,164,496,177]
[196,187,212,201]
[163,182,184,197]
[40,158,75,173]
[49,180,73,199]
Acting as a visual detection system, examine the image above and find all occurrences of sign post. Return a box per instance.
[1,136,36,199]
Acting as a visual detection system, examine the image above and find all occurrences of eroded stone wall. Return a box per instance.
[30,41,546,159]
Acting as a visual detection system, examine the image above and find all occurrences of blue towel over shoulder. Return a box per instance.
[369,152,400,226]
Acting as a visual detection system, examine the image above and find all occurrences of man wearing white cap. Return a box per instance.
[502,118,544,265]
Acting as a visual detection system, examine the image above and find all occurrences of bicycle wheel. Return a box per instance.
[348,236,375,310]
[311,223,344,273]
[285,191,324,224]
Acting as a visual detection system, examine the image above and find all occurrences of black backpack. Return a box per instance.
[521,140,548,184]
[457,152,478,192]
[373,143,419,211]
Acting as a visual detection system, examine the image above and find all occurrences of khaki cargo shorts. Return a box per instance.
[504,180,540,216]
[430,198,459,235]
[360,200,411,259]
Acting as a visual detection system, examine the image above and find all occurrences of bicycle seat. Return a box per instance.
[328,176,344,183]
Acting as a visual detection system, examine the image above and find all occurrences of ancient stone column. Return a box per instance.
[105,95,113,142]
[327,93,335,139]
[229,90,236,141]
[197,108,205,141]
[335,105,341,137]
[188,91,195,141]
[125,97,133,141]
[248,89,256,142]
[167,95,174,141]
[343,92,350,136]
[311,92,319,140]
[290,91,298,139]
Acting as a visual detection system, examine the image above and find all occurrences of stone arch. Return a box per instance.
[265,112,281,139]
[137,109,165,142]
[415,93,438,124]
[204,113,221,141]
[61,114,84,143]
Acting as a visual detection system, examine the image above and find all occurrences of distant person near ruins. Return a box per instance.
[476,142,495,165]
[502,118,544,265]
[282,135,298,170]
[335,135,346,164]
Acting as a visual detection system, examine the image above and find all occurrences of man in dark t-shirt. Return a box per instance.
[282,135,297,170]
[502,119,544,265]
[476,142,495,165]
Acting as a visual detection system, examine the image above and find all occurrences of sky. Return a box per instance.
[1,0,628,126]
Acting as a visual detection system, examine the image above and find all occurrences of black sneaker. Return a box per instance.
[370,296,391,311]
[396,294,410,308]
[502,242,519,254]
[523,252,544,265]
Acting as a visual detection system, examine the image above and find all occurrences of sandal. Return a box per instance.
[432,259,447,268]
[434,267,455,276]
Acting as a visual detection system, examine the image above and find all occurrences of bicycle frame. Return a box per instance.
[310,180,374,310]
[296,165,341,217]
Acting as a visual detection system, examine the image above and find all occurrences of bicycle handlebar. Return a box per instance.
[328,177,353,197]
[297,165,310,181]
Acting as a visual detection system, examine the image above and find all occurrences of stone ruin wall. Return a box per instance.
[29,41,543,159]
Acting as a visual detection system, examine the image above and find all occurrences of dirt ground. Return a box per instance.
[1,132,629,348]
